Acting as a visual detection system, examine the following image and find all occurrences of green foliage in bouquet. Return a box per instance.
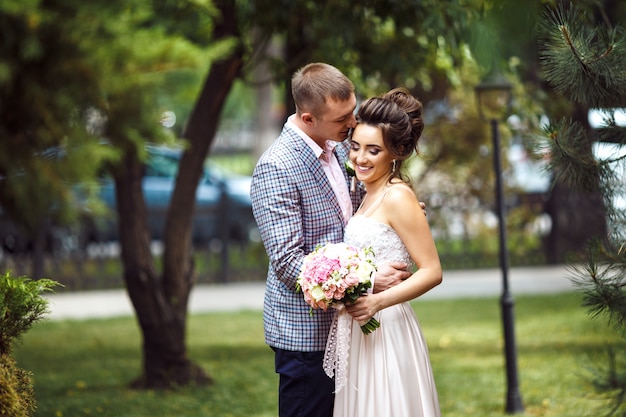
[0,271,59,416]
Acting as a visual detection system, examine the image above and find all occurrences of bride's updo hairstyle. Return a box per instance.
[355,87,424,182]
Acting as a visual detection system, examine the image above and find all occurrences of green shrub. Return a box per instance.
[0,271,59,417]
[0,355,35,417]
[0,272,58,354]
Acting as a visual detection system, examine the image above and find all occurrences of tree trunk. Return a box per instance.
[113,150,209,389]
[114,0,242,389]
[31,220,46,280]
[543,184,607,263]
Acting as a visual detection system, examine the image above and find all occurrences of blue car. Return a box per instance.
[87,145,257,246]
[1,145,257,253]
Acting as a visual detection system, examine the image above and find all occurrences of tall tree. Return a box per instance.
[96,0,232,388]
[114,0,243,388]
[535,2,626,414]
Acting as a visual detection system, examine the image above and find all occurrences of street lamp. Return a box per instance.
[475,70,524,414]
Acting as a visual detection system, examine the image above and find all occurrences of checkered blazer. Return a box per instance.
[251,124,362,351]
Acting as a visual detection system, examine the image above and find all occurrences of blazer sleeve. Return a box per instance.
[251,157,306,290]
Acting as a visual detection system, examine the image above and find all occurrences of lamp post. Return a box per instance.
[475,70,524,414]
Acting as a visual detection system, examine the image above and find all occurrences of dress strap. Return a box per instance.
[360,183,413,217]
[359,192,385,217]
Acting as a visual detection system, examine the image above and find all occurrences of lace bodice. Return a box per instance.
[344,215,413,269]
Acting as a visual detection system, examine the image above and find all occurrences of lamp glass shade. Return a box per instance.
[475,72,513,121]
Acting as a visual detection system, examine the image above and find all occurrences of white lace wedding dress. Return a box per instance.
[332,214,441,417]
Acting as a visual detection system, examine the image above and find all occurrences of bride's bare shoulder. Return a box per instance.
[385,182,417,202]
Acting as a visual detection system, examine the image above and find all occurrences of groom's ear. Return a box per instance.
[300,112,315,126]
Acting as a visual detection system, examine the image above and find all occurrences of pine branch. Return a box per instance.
[569,243,626,336]
[537,118,599,191]
[539,4,626,108]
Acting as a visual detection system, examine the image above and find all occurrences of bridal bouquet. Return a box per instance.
[296,242,380,334]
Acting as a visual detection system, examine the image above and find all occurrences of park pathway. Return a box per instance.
[44,264,578,320]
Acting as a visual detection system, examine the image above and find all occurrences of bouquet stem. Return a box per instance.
[360,317,380,335]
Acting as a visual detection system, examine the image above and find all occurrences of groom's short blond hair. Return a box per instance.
[292,63,355,117]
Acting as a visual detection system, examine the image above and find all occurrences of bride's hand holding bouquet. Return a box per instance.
[296,242,380,334]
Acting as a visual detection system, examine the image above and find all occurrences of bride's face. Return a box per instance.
[349,124,394,185]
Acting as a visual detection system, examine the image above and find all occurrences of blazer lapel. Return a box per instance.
[306,152,345,223]
[286,129,345,224]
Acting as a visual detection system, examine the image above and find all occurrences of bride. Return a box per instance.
[330,88,443,417]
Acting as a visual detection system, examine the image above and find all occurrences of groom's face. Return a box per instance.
[309,95,357,145]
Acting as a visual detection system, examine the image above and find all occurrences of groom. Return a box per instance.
[250,63,411,417]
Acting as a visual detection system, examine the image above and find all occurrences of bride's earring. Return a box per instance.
[391,160,397,174]
[350,176,357,193]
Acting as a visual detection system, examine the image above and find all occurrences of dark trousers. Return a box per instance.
[273,348,334,417]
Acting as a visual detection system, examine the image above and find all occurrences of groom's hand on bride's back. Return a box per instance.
[373,262,411,293]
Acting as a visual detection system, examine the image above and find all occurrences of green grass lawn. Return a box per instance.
[13,291,619,417]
